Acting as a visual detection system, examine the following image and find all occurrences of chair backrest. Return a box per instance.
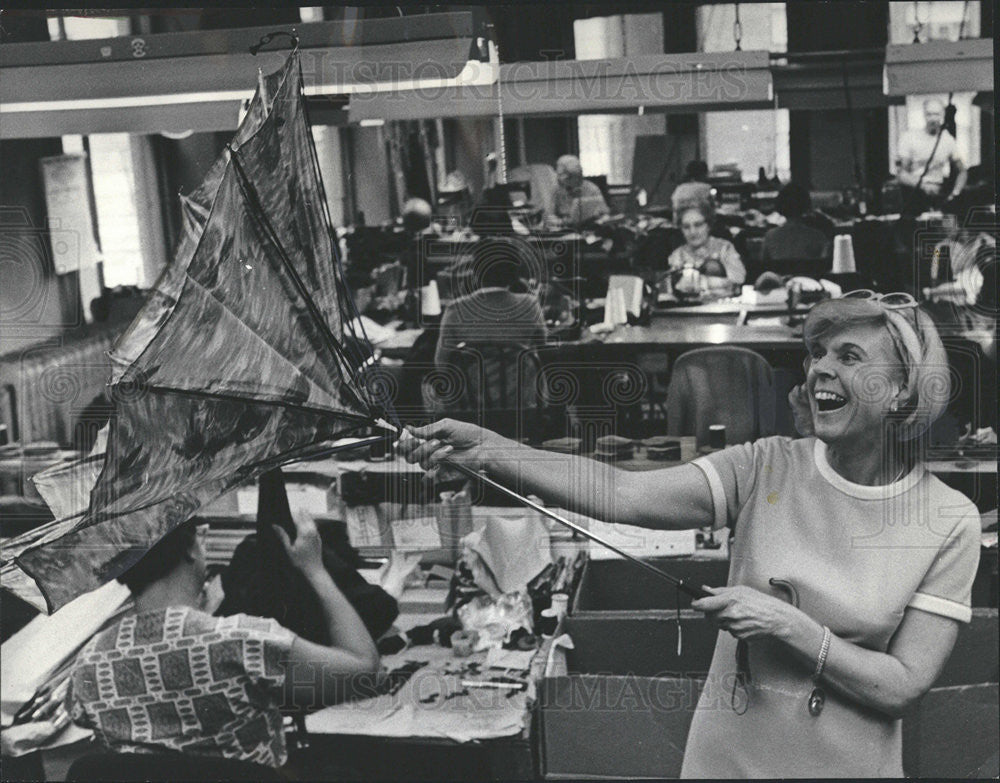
[66,751,283,782]
[666,347,776,447]
[423,342,545,440]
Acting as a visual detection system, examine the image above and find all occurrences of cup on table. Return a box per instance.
[708,424,727,450]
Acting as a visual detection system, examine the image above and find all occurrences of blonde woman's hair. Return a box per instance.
[802,298,950,441]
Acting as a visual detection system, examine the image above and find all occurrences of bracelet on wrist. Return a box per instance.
[813,625,832,680]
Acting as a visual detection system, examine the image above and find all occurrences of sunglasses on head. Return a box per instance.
[842,289,918,310]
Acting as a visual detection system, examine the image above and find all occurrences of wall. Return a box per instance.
[786,1,890,192]
[348,126,393,225]
[0,139,79,357]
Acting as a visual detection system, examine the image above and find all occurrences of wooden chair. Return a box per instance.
[423,342,555,443]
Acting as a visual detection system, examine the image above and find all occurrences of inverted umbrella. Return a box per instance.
[2,49,389,613]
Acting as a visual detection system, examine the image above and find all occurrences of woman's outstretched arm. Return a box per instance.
[399,419,715,531]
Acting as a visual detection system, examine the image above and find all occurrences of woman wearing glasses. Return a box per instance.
[400,291,981,778]
[668,202,746,296]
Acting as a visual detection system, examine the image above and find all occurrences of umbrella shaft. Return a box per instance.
[377,420,711,600]
[442,459,710,600]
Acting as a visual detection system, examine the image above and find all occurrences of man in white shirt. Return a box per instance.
[896,98,967,210]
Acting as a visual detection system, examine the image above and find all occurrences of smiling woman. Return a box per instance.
[399,289,980,778]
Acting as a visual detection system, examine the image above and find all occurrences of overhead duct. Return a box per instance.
[348,50,774,123]
[883,38,993,96]
[0,13,473,138]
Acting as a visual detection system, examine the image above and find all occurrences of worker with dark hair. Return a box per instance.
[67,513,379,770]
[761,182,831,267]
[434,236,546,371]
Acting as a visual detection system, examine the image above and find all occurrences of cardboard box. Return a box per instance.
[572,557,730,614]
[902,608,999,777]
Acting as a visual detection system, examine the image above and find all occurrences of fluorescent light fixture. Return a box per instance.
[349,51,773,122]
[884,38,993,96]
[1,60,496,114]
[0,13,474,138]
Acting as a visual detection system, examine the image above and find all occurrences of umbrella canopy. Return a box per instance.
[2,50,389,613]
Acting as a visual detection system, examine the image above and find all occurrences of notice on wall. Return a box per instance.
[40,154,102,322]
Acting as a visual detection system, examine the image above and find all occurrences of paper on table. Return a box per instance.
[485,646,536,671]
[585,520,697,559]
[390,516,443,552]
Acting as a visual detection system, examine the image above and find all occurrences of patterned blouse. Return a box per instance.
[68,607,296,768]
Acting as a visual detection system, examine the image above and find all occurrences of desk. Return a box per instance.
[376,321,803,361]
[295,606,549,780]
[570,321,803,353]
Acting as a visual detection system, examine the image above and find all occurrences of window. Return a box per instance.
[573,14,667,185]
[888,1,980,44]
[698,3,790,182]
[50,16,166,289]
[886,2,982,175]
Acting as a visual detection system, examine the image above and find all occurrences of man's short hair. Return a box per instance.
[775,182,812,219]
[685,160,709,181]
[556,155,582,176]
[117,518,200,594]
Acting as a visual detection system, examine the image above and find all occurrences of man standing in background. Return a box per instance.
[897,98,967,211]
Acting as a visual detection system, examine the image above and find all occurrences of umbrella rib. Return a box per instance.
[241,432,387,472]
[137,383,373,424]
[227,150,373,418]
[295,62,387,422]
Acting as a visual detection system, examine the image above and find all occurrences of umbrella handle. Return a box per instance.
[249,31,300,56]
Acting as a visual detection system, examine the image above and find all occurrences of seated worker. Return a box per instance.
[671,159,714,215]
[761,182,831,266]
[896,98,967,213]
[435,236,547,373]
[67,514,379,771]
[549,154,609,229]
[436,170,473,230]
[668,202,746,295]
[926,195,996,306]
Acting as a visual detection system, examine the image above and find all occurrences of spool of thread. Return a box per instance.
[604,287,628,326]
[421,279,442,317]
[832,235,856,274]
[708,424,727,450]
[541,592,569,622]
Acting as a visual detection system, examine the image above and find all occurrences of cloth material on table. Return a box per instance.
[305,643,536,742]
[665,347,776,448]
[682,436,981,778]
[68,607,295,768]
[463,516,552,595]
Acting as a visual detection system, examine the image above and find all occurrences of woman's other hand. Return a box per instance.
[788,384,814,436]
[692,586,798,641]
[398,418,498,478]
[273,510,325,579]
